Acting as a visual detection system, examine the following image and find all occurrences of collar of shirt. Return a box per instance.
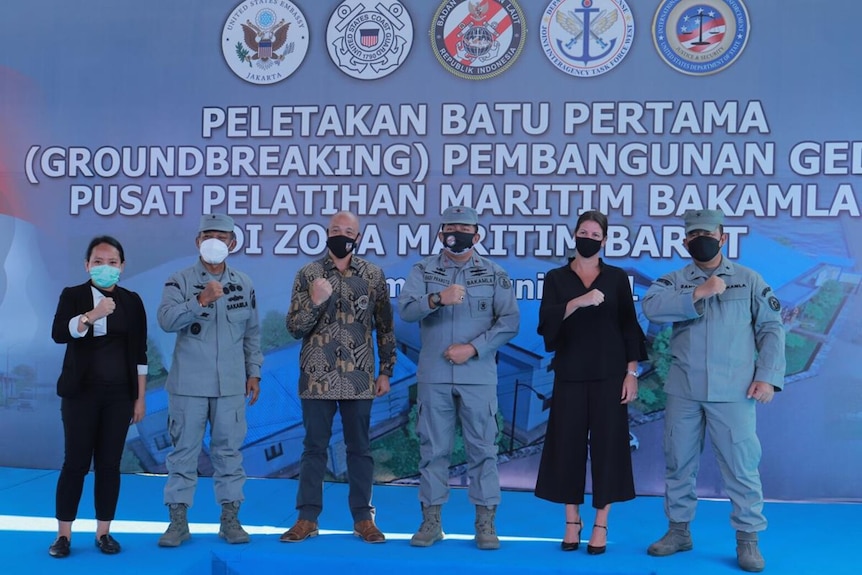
[88,285,108,336]
[438,251,480,269]
[685,257,735,280]
[194,258,234,282]
[321,254,361,274]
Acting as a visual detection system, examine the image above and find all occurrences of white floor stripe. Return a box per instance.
[0,514,558,542]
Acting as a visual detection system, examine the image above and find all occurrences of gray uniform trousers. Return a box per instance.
[664,393,766,531]
[164,394,247,506]
[417,382,500,506]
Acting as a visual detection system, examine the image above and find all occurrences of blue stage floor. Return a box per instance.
[0,467,858,575]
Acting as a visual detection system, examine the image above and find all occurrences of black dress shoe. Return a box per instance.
[48,536,71,558]
[560,519,582,552]
[587,525,607,555]
[95,534,121,554]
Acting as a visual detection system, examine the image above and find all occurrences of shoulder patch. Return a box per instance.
[762,286,772,297]
[656,278,672,286]
[165,281,180,289]
[498,276,512,289]
[768,296,781,312]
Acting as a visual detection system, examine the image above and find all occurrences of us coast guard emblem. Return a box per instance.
[541,0,634,77]
[431,0,526,80]
[653,0,750,75]
[327,1,414,80]
[221,0,310,85]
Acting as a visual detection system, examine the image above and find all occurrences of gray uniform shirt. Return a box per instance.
[398,251,520,385]
[158,259,263,397]
[642,257,785,402]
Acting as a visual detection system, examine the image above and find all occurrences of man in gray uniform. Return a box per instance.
[398,205,520,550]
[642,209,785,573]
[157,214,263,547]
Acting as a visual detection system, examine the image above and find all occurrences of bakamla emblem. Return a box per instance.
[431,0,527,80]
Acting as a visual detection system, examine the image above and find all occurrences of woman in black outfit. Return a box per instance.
[48,236,147,558]
[534,211,647,555]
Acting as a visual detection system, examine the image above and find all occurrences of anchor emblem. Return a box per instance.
[555,0,618,64]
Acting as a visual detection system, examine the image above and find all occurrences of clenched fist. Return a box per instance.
[578,289,605,308]
[696,275,726,300]
[310,277,333,306]
[198,280,225,307]
[440,284,466,306]
[92,296,116,320]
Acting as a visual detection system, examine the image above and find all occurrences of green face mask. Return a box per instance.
[89,264,121,289]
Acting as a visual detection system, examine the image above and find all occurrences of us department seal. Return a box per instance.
[653,0,750,76]
[540,0,635,77]
[221,0,310,85]
[431,0,527,80]
[327,1,414,80]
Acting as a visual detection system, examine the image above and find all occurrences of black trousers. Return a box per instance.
[534,377,635,509]
[55,386,133,522]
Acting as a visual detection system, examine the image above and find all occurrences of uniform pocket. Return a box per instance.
[727,419,762,476]
[716,288,752,326]
[467,285,494,318]
[168,413,182,448]
[226,307,251,339]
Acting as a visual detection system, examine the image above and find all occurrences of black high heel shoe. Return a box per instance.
[587,524,607,555]
[560,519,582,551]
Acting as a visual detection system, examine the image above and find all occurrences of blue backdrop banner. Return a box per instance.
[1,0,860,502]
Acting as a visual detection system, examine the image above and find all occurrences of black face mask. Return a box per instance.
[442,231,475,254]
[575,237,602,258]
[327,235,355,259]
[687,235,721,262]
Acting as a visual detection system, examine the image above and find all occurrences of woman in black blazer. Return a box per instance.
[48,236,148,558]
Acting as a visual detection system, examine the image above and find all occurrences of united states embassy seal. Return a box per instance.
[327,1,414,80]
[221,0,310,85]
[431,0,526,80]
[653,0,750,76]
[540,0,634,77]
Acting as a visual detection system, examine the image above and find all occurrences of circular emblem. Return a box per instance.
[190,323,202,335]
[540,0,635,77]
[221,0,310,85]
[653,0,750,76]
[431,0,527,80]
[327,1,414,80]
[768,296,781,312]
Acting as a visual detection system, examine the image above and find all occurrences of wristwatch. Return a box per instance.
[626,370,639,378]
[430,292,443,307]
[81,314,91,326]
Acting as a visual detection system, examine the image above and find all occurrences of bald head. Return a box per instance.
[328,211,360,237]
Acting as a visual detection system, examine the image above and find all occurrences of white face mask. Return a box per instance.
[199,238,229,264]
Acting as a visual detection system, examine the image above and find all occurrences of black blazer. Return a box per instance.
[51,281,148,398]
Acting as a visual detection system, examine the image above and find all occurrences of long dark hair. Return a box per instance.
[85,236,125,263]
